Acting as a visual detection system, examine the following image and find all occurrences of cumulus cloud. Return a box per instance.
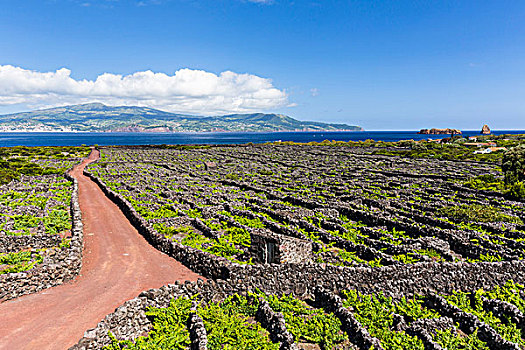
[0,65,289,115]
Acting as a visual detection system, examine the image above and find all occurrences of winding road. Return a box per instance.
[0,150,202,349]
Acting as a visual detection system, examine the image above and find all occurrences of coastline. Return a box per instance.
[1,130,524,148]
[0,128,365,133]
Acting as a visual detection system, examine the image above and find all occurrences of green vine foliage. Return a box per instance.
[341,290,490,350]
[463,174,505,192]
[43,209,71,235]
[342,290,428,350]
[0,146,90,185]
[100,283,525,350]
[261,292,347,349]
[502,145,525,184]
[198,296,278,350]
[0,250,44,274]
[104,296,193,350]
[0,180,72,236]
[102,292,349,350]
[437,204,522,224]
[482,280,525,314]
[104,294,278,350]
[445,290,525,346]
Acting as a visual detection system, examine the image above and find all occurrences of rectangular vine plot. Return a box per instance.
[0,146,90,300]
[75,280,525,350]
[86,144,525,272]
[333,280,525,350]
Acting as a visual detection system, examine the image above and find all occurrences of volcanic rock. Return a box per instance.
[481,124,491,134]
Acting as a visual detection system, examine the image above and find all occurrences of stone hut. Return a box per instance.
[203,161,217,171]
[249,230,312,264]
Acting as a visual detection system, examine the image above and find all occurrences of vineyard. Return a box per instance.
[0,146,89,299]
[3,142,524,348]
[71,142,525,349]
[87,145,525,268]
[77,279,525,350]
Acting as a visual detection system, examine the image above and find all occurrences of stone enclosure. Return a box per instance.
[74,144,525,349]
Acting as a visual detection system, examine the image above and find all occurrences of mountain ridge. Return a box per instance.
[0,103,364,132]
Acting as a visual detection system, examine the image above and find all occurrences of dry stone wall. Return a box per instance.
[82,170,525,301]
[0,234,63,253]
[0,171,83,301]
[84,170,234,280]
[72,172,525,348]
[73,146,525,349]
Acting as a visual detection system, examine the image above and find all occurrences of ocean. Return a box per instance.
[0,130,524,147]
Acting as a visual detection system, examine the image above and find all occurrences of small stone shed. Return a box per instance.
[249,229,312,264]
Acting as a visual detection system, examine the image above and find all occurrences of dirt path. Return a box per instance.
[0,150,202,350]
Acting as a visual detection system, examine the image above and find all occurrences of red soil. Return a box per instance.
[0,150,202,350]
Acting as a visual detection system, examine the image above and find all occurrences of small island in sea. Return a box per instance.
[481,124,491,134]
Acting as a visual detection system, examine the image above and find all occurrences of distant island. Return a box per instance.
[0,103,363,133]
[481,124,491,135]
[417,128,462,135]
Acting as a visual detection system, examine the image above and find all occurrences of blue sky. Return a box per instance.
[1,0,524,130]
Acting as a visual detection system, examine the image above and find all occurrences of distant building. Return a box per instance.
[473,147,506,154]
[489,147,507,152]
[464,142,497,147]
[474,148,492,154]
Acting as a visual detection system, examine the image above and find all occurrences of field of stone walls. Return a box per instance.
[74,144,525,350]
[89,145,525,267]
[0,146,89,300]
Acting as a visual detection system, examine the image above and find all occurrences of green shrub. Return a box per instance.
[258,169,273,176]
[437,204,523,224]
[263,293,346,348]
[0,168,20,185]
[199,297,278,350]
[502,145,525,184]
[507,181,525,200]
[464,174,505,191]
[104,296,192,349]
[0,250,44,274]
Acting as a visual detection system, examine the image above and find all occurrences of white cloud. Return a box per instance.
[310,88,319,97]
[0,65,289,115]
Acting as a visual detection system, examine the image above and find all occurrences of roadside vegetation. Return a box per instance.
[0,146,89,275]
[0,146,90,185]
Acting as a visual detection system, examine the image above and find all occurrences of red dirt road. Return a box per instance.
[0,150,202,350]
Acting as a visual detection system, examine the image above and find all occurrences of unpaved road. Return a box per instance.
[0,150,202,349]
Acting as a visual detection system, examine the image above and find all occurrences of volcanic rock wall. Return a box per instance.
[0,172,83,301]
[72,166,525,349]
[85,168,525,300]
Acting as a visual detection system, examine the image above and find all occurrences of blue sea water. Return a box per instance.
[0,130,524,147]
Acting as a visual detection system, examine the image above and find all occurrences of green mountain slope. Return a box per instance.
[0,103,364,132]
